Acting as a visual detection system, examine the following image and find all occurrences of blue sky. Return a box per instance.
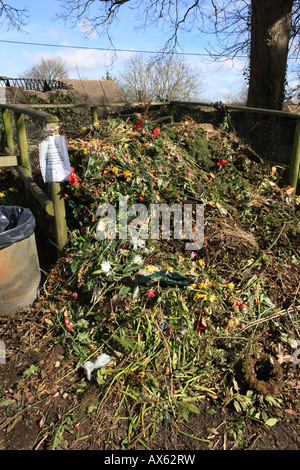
[0,1,297,102]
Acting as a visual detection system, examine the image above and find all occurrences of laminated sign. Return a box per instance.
[39,135,71,183]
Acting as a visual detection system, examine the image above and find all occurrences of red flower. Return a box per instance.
[151,128,162,138]
[216,159,227,167]
[194,309,207,333]
[71,292,78,300]
[64,312,73,332]
[68,167,79,186]
[134,119,143,131]
[146,289,156,298]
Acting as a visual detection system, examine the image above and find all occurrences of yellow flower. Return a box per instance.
[81,126,87,131]
[208,201,215,206]
[123,171,133,179]
[145,265,158,273]
[194,293,207,300]
[227,282,235,289]
[112,167,119,174]
[209,294,216,302]
[197,259,204,267]
[136,168,140,173]
[0,192,5,198]
[167,266,174,272]
[197,282,206,289]
[9,188,16,192]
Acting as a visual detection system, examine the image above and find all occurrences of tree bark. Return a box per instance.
[247,0,294,110]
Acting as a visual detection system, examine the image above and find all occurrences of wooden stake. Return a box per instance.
[14,111,31,176]
[1,108,14,154]
[44,118,68,258]
[289,118,300,193]
[50,182,68,257]
[91,106,99,125]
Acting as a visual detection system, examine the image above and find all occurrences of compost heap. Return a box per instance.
[43,115,300,416]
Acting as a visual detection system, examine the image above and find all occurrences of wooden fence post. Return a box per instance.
[168,102,175,123]
[1,108,14,154]
[91,106,99,125]
[289,118,300,193]
[50,182,68,258]
[14,111,31,176]
[44,116,68,258]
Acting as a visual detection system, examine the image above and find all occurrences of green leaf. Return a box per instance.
[187,403,201,414]
[265,417,278,427]
[119,285,131,295]
[23,364,39,376]
[132,285,139,299]
[0,399,14,407]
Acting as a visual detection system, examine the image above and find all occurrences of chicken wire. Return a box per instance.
[173,103,297,166]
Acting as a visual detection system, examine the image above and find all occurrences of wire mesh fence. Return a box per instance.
[172,102,297,166]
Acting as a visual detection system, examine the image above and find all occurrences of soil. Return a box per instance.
[0,306,299,451]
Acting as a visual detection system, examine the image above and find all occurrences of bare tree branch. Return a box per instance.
[22,56,69,80]
[116,53,203,102]
[0,1,28,31]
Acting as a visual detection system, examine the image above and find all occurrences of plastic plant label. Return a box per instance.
[39,135,71,183]
[0,339,6,364]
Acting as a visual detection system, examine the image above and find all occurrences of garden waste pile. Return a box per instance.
[1,114,300,450]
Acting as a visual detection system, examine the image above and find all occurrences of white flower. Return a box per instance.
[133,255,143,264]
[129,234,146,250]
[101,261,112,275]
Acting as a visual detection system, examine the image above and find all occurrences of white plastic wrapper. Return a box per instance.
[81,353,111,381]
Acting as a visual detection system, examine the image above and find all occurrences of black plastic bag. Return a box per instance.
[0,206,36,250]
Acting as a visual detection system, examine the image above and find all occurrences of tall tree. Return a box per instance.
[247,0,293,109]
[23,57,69,80]
[117,54,202,102]
[57,0,300,110]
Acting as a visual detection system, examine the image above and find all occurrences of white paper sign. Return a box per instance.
[39,135,71,183]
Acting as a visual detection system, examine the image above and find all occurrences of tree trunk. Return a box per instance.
[247,0,294,110]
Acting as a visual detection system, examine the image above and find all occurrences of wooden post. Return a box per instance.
[1,108,14,154]
[44,116,68,258]
[289,118,300,193]
[168,102,175,123]
[91,106,99,125]
[14,111,31,176]
[50,182,68,258]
